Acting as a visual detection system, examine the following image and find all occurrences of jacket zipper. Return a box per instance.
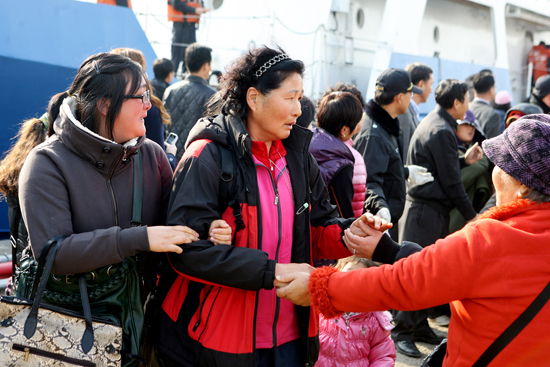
[256,162,284,348]
[107,148,126,226]
[198,287,221,342]
[192,285,213,332]
[12,343,96,366]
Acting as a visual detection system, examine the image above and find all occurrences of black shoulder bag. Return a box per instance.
[422,279,550,367]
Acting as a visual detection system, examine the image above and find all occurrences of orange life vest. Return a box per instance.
[167,1,201,23]
[528,44,550,82]
[97,0,132,8]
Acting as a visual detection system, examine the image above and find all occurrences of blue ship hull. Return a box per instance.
[0,0,157,233]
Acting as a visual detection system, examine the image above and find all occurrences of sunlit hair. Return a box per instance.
[110,48,171,126]
[334,255,377,271]
[0,118,47,197]
[205,45,304,121]
[321,82,365,109]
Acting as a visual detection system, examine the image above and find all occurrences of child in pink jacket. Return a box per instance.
[317,256,396,367]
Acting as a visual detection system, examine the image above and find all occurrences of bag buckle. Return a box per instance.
[65,274,75,284]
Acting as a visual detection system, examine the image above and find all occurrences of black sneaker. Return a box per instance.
[395,340,421,358]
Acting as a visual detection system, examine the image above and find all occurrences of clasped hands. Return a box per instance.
[274,212,392,306]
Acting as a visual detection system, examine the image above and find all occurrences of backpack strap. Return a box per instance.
[215,143,245,233]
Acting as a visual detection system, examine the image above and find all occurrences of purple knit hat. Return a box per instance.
[482,114,550,195]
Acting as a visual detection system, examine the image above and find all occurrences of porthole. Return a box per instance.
[356,8,365,29]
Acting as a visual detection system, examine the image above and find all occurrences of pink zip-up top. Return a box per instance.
[317,311,395,367]
[251,140,299,349]
[344,139,367,218]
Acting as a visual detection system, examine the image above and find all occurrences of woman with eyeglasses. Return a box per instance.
[18,52,203,366]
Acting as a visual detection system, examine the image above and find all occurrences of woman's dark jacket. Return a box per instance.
[153,113,354,367]
[309,126,355,219]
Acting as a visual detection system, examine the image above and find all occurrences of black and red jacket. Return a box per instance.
[153,113,354,366]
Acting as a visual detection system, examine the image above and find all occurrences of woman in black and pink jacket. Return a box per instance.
[152,46,369,367]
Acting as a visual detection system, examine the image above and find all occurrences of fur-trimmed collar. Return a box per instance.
[365,99,400,137]
[478,199,550,221]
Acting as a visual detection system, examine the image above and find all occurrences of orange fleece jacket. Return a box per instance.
[310,199,550,367]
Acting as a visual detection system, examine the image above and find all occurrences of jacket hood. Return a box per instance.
[310,127,354,164]
[54,97,144,173]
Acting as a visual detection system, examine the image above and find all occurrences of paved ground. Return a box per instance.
[396,320,448,367]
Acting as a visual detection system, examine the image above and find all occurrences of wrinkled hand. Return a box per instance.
[353,212,393,233]
[344,219,384,259]
[276,272,312,307]
[274,263,314,288]
[407,165,434,186]
[165,142,177,156]
[465,142,483,165]
[147,225,199,254]
[209,219,232,245]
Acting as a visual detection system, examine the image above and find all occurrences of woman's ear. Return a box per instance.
[518,184,530,198]
[97,98,110,116]
[246,87,259,112]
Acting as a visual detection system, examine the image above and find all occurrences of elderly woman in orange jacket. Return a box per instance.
[277,114,550,367]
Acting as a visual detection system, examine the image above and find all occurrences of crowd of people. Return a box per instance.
[2,30,550,367]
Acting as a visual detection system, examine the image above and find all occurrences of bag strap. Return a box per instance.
[29,235,63,300]
[24,235,94,353]
[472,279,550,367]
[131,150,143,227]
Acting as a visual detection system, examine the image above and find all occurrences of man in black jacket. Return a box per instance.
[164,43,216,159]
[354,68,432,238]
[393,79,483,358]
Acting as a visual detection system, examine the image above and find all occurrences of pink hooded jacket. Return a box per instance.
[344,139,367,218]
[317,311,396,367]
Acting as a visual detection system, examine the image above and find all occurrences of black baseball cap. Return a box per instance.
[375,68,423,95]
[533,75,550,99]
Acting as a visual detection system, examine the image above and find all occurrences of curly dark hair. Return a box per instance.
[205,45,305,121]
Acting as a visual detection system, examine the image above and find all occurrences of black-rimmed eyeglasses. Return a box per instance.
[124,90,150,105]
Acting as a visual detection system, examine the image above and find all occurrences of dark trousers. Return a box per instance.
[392,200,450,342]
[153,340,301,367]
[255,339,301,367]
[171,22,196,75]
